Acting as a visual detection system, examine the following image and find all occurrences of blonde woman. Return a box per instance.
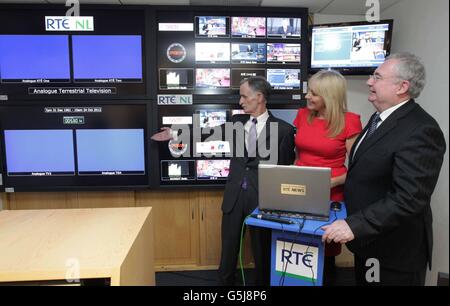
[293,70,362,284]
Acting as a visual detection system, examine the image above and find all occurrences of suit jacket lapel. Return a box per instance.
[350,100,416,169]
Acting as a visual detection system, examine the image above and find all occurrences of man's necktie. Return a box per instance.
[247,118,258,157]
[242,118,258,190]
[365,112,381,139]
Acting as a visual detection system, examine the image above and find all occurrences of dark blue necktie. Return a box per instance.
[365,112,381,139]
[242,118,257,190]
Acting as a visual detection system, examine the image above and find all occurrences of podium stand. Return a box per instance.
[245,203,347,286]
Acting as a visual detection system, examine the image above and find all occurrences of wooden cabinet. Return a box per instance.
[3,189,255,271]
[135,190,199,270]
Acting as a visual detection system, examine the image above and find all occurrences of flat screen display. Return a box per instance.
[159,68,194,90]
[4,129,75,176]
[72,35,143,83]
[231,43,266,64]
[195,69,231,89]
[310,21,393,73]
[269,109,298,126]
[161,160,196,181]
[196,159,230,180]
[231,69,266,89]
[267,43,301,64]
[76,129,145,175]
[267,69,301,90]
[197,109,227,128]
[266,17,301,38]
[195,43,230,63]
[195,16,229,37]
[0,35,70,83]
[231,17,266,38]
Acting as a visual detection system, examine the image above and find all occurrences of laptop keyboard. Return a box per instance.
[260,209,329,221]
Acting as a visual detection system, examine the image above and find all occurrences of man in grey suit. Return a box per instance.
[322,53,446,285]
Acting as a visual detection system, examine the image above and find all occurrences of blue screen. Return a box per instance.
[76,129,145,173]
[72,35,143,80]
[270,109,298,126]
[0,35,70,81]
[4,130,75,174]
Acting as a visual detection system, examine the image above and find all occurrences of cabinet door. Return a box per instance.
[136,190,199,269]
[199,190,254,268]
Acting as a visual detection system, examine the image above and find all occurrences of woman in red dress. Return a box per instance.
[293,70,362,285]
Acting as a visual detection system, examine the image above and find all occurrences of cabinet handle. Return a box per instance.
[201,209,204,221]
[192,208,194,220]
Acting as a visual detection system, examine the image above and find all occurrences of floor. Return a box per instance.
[155,267,356,286]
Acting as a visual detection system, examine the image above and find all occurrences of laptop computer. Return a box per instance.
[258,164,331,221]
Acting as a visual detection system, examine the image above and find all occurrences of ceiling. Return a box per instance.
[0,0,403,14]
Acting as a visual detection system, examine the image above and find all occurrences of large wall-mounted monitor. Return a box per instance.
[156,8,308,103]
[0,8,147,100]
[310,20,393,75]
[0,103,149,191]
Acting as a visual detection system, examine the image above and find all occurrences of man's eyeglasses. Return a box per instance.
[369,73,383,81]
[369,73,402,83]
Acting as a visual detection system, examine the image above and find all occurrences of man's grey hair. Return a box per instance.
[240,76,271,100]
[387,52,426,99]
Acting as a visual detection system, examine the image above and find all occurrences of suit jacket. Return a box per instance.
[220,113,295,214]
[344,100,446,271]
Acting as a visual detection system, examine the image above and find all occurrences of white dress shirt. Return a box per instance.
[353,100,410,155]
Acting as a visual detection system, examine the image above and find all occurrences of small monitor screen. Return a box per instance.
[159,68,194,90]
[231,69,266,89]
[0,35,70,83]
[196,159,230,180]
[269,109,298,126]
[161,160,195,181]
[266,17,301,38]
[311,22,391,69]
[195,16,229,37]
[195,69,230,89]
[4,129,75,176]
[231,17,266,38]
[267,43,301,64]
[197,110,227,128]
[72,35,143,83]
[231,43,266,64]
[76,129,145,175]
[267,69,301,90]
[195,43,230,63]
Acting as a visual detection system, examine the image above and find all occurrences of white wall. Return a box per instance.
[314,0,450,285]
[381,0,449,286]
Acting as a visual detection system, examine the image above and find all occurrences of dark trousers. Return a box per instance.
[218,189,271,286]
[354,256,426,286]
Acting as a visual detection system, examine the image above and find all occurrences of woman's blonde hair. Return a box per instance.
[307,70,348,138]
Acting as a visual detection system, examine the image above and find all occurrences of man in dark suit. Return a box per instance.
[322,52,446,285]
[218,76,295,286]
